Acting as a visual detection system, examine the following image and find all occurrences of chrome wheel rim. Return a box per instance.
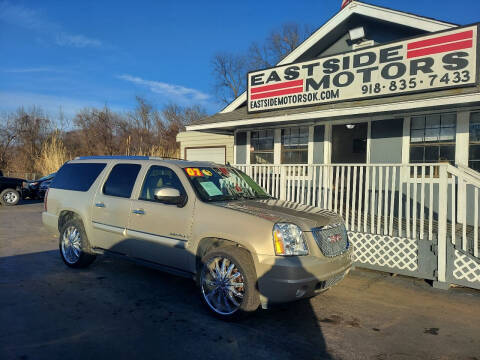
[201,256,245,316]
[61,226,82,264]
[3,191,18,204]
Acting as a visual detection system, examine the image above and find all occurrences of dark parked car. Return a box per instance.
[38,176,54,199]
[27,173,55,199]
[0,170,26,206]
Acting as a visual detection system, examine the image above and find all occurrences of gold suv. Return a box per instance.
[42,156,352,319]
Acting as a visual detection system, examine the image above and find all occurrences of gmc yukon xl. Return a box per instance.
[42,156,352,319]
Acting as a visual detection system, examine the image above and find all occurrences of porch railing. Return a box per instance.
[235,163,480,288]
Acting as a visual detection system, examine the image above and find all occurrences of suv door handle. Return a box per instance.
[95,202,105,208]
[132,209,145,215]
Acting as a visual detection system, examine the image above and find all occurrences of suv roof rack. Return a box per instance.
[149,156,185,161]
[74,155,188,161]
[75,155,150,160]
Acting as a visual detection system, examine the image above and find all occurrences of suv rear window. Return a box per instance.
[50,163,106,192]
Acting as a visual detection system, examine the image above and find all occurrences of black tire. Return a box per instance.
[199,246,260,320]
[59,217,96,268]
[0,188,20,206]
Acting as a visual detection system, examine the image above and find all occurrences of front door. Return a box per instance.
[332,122,368,164]
[127,165,194,271]
[91,163,142,254]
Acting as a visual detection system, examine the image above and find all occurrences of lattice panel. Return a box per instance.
[453,250,480,283]
[348,231,418,271]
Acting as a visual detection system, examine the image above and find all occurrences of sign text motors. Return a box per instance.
[247,25,479,112]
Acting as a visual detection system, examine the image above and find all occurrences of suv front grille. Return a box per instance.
[311,223,349,257]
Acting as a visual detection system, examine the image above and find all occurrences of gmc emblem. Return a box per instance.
[328,234,342,243]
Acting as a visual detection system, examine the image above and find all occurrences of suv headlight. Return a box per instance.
[273,223,308,256]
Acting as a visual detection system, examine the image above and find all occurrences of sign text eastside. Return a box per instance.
[247,25,479,113]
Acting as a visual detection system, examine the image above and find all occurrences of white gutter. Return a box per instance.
[187,92,480,131]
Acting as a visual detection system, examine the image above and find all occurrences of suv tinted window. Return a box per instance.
[103,164,141,198]
[140,166,185,201]
[50,163,106,192]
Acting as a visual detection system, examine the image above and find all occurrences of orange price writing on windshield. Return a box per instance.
[186,168,203,177]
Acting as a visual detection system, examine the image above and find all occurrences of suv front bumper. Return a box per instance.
[256,249,353,306]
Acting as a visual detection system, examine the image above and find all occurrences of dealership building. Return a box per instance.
[177,1,480,289]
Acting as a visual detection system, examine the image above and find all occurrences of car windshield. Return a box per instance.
[183,166,271,202]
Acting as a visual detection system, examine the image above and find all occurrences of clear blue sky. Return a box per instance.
[1,0,479,118]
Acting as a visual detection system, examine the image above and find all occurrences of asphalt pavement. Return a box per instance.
[1,201,479,360]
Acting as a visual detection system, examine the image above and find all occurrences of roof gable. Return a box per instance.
[220,0,456,114]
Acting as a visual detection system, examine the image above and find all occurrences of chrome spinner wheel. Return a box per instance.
[61,225,82,264]
[201,256,245,316]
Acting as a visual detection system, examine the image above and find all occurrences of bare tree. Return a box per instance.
[122,97,162,156]
[0,98,206,175]
[12,107,51,172]
[0,113,16,170]
[266,23,312,66]
[211,52,248,104]
[212,23,313,104]
[160,103,206,157]
[128,96,155,131]
[74,106,121,156]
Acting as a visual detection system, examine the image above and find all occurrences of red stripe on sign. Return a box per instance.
[250,79,303,94]
[407,39,473,58]
[407,30,473,50]
[250,86,303,100]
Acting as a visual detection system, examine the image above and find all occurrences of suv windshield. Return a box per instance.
[183,166,270,202]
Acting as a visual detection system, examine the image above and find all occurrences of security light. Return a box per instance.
[349,27,365,42]
[346,124,356,129]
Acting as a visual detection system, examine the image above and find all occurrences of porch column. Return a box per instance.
[246,131,251,165]
[455,110,470,167]
[456,111,470,224]
[402,116,411,164]
[274,128,282,164]
[324,124,332,164]
[275,128,286,199]
[308,126,314,164]
[401,116,411,183]
[366,121,372,164]
[233,131,237,164]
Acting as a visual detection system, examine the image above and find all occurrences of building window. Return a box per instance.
[281,127,308,164]
[410,113,456,165]
[250,129,274,164]
[469,112,480,172]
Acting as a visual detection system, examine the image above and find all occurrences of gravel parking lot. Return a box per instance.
[1,201,479,360]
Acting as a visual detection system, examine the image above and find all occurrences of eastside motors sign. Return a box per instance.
[247,25,479,113]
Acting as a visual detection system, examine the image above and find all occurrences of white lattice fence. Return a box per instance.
[348,231,418,272]
[453,249,480,283]
[235,163,480,289]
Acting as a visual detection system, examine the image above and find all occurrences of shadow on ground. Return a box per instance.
[0,249,332,360]
[5,198,44,206]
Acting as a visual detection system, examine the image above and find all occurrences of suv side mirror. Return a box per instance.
[154,187,185,206]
